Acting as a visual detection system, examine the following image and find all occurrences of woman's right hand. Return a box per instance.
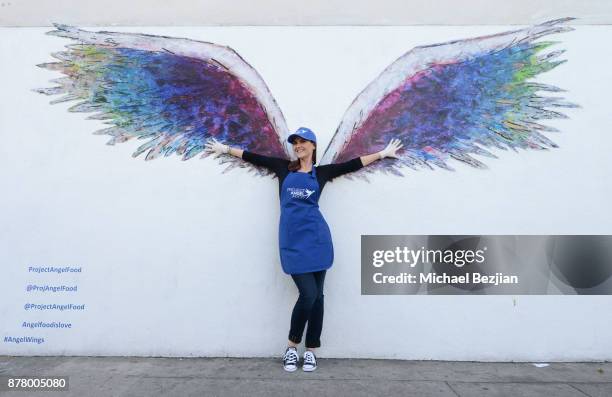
[204,137,230,156]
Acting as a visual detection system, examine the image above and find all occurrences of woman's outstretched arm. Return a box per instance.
[228,147,244,158]
[204,137,288,173]
[359,152,380,167]
[314,138,404,182]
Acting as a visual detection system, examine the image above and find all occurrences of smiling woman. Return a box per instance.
[287,128,317,172]
[204,128,401,371]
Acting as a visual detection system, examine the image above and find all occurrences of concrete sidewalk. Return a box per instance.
[0,356,610,396]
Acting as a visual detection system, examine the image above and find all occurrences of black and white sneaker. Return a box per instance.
[302,350,317,372]
[282,346,299,372]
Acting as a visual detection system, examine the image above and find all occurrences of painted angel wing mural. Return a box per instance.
[33,23,292,176]
[320,17,579,181]
[35,19,578,182]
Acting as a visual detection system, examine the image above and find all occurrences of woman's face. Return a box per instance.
[292,137,315,160]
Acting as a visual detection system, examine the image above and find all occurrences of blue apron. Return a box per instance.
[278,166,334,274]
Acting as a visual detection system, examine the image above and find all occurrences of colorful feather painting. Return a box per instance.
[34,18,578,181]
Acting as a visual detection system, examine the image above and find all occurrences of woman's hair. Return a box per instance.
[288,146,317,172]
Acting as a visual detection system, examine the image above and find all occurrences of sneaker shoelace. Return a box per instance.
[304,351,316,365]
[284,348,298,365]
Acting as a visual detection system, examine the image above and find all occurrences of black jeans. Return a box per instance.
[288,270,326,348]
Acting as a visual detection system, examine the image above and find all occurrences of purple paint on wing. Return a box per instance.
[334,39,574,172]
[36,44,287,161]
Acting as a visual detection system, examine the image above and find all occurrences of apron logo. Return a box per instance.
[287,187,315,200]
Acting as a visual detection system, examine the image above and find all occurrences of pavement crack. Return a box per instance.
[567,383,594,397]
[444,381,461,397]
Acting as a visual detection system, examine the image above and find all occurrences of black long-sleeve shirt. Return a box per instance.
[242,150,364,198]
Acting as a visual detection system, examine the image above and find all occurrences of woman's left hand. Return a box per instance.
[379,138,403,159]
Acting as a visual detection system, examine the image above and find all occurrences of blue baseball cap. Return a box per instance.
[288,127,317,144]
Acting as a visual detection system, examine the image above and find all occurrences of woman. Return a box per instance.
[205,127,402,372]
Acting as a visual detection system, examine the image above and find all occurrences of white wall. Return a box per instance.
[0,0,611,26]
[1,25,611,360]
